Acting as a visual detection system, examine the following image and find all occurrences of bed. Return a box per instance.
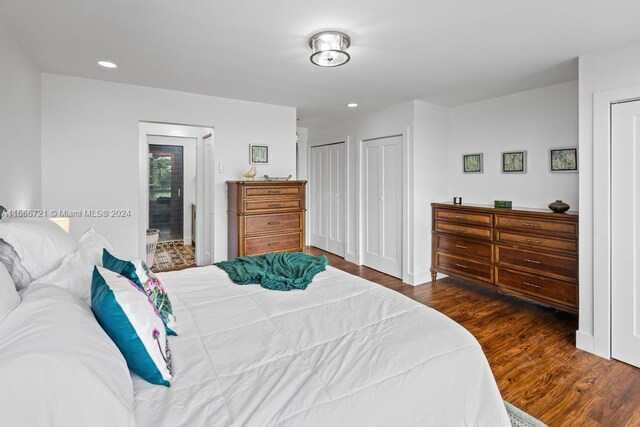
[133,265,510,426]
[0,219,509,426]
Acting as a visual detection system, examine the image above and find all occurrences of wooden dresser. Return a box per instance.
[430,203,579,313]
[227,181,306,258]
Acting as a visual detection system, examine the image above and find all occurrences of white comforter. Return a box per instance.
[133,265,510,426]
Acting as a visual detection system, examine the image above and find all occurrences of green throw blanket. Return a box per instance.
[215,252,329,291]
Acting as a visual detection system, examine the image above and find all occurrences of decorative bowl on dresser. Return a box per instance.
[227,180,307,258]
[430,202,579,314]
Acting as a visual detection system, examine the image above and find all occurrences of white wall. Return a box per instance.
[577,42,640,356]
[147,135,197,245]
[0,25,41,209]
[448,81,579,209]
[41,74,296,259]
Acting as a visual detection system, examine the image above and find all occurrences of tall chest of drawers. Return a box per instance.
[227,181,306,258]
[430,203,579,314]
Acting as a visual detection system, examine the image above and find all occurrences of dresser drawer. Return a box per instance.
[244,232,302,255]
[495,214,578,238]
[435,208,493,226]
[495,246,578,283]
[495,230,578,254]
[435,234,492,261]
[496,267,577,308]
[244,186,302,198]
[244,198,302,213]
[244,212,302,235]
[435,221,492,240]
[435,252,493,282]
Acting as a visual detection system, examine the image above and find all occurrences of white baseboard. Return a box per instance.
[575,330,595,354]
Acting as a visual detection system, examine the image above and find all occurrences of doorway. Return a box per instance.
[139,122,214,272]
[362,135,403,278]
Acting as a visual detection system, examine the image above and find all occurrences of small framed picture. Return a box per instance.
[250,144,269,164]
[502,151,527,173]
[550,147,578,172]
[463,153,483,173]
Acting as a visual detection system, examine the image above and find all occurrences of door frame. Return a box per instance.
[589,85,640,359]
[138,121,214,266]
[359,133,409,282]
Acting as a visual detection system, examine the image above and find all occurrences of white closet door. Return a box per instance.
[310,146,326,249]
[363,136,402,278]
[327,143,346,256]
[612,100,640,368]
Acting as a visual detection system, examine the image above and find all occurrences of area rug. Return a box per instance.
[505,401,547,427]
[152,240,196,271]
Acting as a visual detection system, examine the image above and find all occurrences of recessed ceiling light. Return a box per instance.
[346,103,358,108]
[97,60,118,69]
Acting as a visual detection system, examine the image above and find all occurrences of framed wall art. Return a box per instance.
[502,151,527,173]
[463,153,483,173]
[249,144,269,164]
[550,147,578,172]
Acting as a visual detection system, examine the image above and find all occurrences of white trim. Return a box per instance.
[590,84,640,359]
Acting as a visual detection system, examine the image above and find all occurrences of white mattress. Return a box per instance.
[133,265,510,426]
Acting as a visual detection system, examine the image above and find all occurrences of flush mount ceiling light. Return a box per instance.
[97,60,118,69]
[346,103,358,108]
[309,31,351,67]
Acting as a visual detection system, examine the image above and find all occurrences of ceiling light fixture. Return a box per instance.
[97,60,118,69]
[346,103,358,108]
[309,31,351,67]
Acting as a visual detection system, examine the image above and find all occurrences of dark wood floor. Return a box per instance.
[304,247,640,427]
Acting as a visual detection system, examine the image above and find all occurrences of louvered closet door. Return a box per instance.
[363,136,402,278]
[309,143,346,256]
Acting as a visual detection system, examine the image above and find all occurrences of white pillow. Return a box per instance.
[0,263,20,322]
[0,218,77,281]
[0,285,135,426]
[33,227,113,303]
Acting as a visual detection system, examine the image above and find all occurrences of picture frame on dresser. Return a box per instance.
[501,151,527,173]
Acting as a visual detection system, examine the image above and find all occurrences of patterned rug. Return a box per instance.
[505,401,547,427]
[151,240,196,272]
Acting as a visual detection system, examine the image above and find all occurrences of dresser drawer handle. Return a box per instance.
[525,239,541,245]
[523,281,541,288]
[455,228,467,233]
[267,190,281,194]
[267,242,281,247]
[523,258,542,265]
[455,244,468,249]
[268,204,282,208]
[454,263,469,269]
[455,215,467,219]
[267,221,281,225]
[522,222,541,228]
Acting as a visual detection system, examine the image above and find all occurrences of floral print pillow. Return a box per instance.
[102,249,177,335]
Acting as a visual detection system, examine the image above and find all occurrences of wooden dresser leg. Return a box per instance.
[430,270,437,283]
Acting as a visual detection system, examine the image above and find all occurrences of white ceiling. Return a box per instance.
[2,0,640,127]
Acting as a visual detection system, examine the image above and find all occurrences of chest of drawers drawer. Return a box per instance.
[244,212,302,235]
[495,214,578,239]
[435,208,493,226]
[495,245,578,283]
[495,230,578,254]
[435,221,492,240]
[435,234,492,261]
[435,252,493,283]
[495,267,578,310]
[244,198,302,213]
[244,186,301,198]
[244,232,303,256]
